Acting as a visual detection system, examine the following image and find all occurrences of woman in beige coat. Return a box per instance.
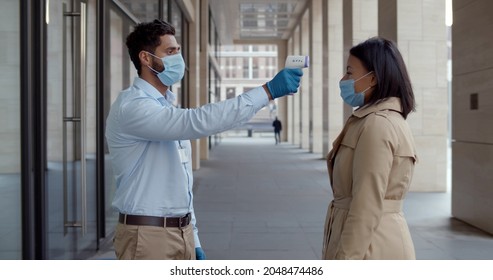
[323,37,417,260]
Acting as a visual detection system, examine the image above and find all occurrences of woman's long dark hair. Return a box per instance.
[350,37,416,119]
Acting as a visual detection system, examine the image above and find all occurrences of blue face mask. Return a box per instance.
[339,71,373,107]
[147,52,185,86]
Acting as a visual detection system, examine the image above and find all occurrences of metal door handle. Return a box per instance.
[62,2,87,235]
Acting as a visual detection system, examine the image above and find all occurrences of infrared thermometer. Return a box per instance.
[285,55,310,68]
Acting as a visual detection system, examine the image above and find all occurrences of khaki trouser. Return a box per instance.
[113,223,195,260]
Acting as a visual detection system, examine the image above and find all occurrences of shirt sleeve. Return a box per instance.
[336,114,397,259]
[119,86,269,141]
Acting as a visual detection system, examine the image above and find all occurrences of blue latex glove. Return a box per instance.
[195,247,206,260]
[266,68,303,99]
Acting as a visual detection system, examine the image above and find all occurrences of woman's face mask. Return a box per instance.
[339,71,373,107]
[146,52,185,86]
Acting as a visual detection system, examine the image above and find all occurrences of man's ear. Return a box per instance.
[139,51,152,68]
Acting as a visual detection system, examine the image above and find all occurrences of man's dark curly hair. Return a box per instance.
[126,19,175,75]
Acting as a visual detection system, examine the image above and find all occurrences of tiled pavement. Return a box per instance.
[89,135,493,260]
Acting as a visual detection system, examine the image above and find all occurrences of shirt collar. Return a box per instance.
[133,77,174,106]
[353,97,402,118]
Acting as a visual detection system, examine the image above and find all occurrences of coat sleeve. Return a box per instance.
[335,114,397,259]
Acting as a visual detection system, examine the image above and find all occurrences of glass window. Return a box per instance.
[181,12,189,108]
[104,4,137,235]
[171,0,182,46]
[209,9,215,48]
[44,0,100,258]
[252,57,259,79]
[243,58,249,78]
[162,0,168,22]
[0,0,21,259]
[119,0,159,22]
[170,0,183,106]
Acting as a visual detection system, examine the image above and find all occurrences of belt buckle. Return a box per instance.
[178,215,185,229]
[178,214,189,229]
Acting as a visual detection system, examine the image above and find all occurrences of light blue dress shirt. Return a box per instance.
[105,77,269,247]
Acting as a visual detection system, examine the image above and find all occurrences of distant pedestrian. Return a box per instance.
[272,117,282,144]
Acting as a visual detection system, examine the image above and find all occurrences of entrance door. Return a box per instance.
[45,0,97,259]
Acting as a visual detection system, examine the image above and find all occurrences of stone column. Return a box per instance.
[277,42,288,142]
[300,10,310,150]
[292,26,302,146]
[393,0,448,192]
[188,0,201,169]
[287,37,295,144]
[452,0,493,234]
[310,0,324,154]
[352,0,378,44]
[344,0,378,120]
[199,0,209,161]
[323,0,345,156]
[378,0,397,41]
[342,0,354,123]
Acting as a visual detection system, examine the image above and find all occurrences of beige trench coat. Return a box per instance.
[323,97,417,260]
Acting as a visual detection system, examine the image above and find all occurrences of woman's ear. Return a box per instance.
[370,72,378,87]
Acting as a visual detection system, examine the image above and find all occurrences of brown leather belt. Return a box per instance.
[119,213,191,228]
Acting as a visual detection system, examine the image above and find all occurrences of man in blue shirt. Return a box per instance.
[106,19,303,260]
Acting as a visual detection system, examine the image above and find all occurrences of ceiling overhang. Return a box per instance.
[209,0,308,45]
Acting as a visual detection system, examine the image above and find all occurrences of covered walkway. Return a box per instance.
[91,135,493,260]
